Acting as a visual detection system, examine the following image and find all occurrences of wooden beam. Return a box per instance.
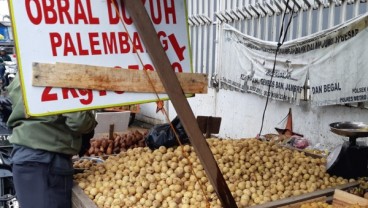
[72,184,98,208]
[333,189,368,206]
[122,1,238,207]
[32,62,207,94]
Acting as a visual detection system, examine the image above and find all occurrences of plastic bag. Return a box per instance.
[289,135,309,149]
[145,116,189,150]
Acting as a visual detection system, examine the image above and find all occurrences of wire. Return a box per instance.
[259,0,295,136]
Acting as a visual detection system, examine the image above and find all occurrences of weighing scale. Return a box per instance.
[327,122,368,178]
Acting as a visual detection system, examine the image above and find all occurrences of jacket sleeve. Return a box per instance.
[62,111,97,134]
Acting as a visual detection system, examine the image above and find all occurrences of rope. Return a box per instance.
[110,1,211,207]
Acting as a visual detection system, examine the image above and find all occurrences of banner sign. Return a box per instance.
[220,13,368,106]
[220,25,308,105]
[9,0,191,116]
[307,14,368,106]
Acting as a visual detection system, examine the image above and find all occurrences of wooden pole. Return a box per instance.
[122,1,237,207]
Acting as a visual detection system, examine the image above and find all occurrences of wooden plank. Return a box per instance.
[72,184,98,208]
[250,181,359,208]
[122,0,238,207]
[32,62,208,94]
[332,189,368,207]
[279,196,327,208]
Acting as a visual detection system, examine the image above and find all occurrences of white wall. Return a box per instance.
[137,88,368,150]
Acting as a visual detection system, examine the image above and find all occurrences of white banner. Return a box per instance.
[9,0,191,116]
[220,25,308,104]
[220,13,368,106]
[308,14,368,106]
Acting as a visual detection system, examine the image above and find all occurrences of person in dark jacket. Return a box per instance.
[0,47,11,88]
[0,47,11,62]
[0,58,5,79]
[7,74,97,208]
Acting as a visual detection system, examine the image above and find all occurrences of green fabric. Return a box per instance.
[7,75,97,155]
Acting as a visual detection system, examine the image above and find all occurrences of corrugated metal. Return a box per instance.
[188,0,368,91]
[188,0,219,79]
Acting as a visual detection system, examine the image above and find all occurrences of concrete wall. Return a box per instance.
[137,88,368,149]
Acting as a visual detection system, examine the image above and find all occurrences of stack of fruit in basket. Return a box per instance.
[85,130,148,156]
[259,134,289,144]
[303,148,329,157]
[347,177,368,199]
[73,158,100,170]
[74,138,353,208]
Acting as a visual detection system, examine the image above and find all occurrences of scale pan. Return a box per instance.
[330,122,368,138]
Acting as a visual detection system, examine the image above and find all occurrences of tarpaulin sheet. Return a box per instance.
[220,13,368,106]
